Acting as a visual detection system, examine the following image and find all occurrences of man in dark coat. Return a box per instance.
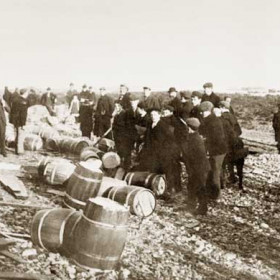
[201,82,220,108]
[94,87,114,138]
[41,87,56,116]
[140,108,181,196]
[167,87,181,117]
[79,99,93,138]
[199,101,227,199]
[0,97,7,157]
[190,91,203,121]
[9,89,30,155]
[272,103,280,154]
[66,83,78,107]
[185,118,210,215]
[117,84,131,110]
[142,87,162,110]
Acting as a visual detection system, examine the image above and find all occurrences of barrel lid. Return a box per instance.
[79,161,102,173]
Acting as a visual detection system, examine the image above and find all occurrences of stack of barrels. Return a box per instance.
[31,197,129,270]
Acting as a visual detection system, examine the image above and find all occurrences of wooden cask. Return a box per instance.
[80,146,103,161]
[102,152,121,169]
[98,176,127,197]
[23,134,43,151]
[39,127,60,140]
[103,185,156,217]
[97,138,115,152]
[59,138,77,153]
[124,172,166,197]
[72,197,129,270]
[45,137,61,151]
[43,159,76,185]
[64,162,103,210]
[74,138,92,155]
[38,157,51,177]
[31,208,76,253]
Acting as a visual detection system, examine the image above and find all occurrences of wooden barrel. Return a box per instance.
[97,138,115,152]
[98,176,127,196]
[39,127,60,140]
[38,157,51,177]
[124,172,166,197]
[45,137,61,151]
[102,152,121,169]
[23,134,43,151]
[43,159,76,185]
[80,146,102,161]
[59,138,77,153]
[74,138,92,155]
[64,162,103,210]
[103,186,156,217]
[72,197,129,270]
[31,208,76,253]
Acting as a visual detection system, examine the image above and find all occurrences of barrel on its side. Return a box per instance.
[59,138,77,153]
[103,185,156,217]
[102,152,121,169]
[72,197,129,270]
[24,134,43,151]
[39,127,60,140]
[31,208,76,253]
[38,157,51,177]
[43,159,76,185]
[64,162,103,210]
[97,138,115,152]
[97,176,127,197]
[124,172,166,197]
[45,137,61,151]
[74,138,92,155]
[80,146,103,161]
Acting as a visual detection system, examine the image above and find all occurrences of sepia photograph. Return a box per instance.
[0,0,279,279]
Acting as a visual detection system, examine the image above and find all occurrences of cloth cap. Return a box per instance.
[199,101,214,112]
[203,82,213,88]
[143,86,151,90]
[82,84,87,88]
[99,87,106,91]
[47,87,51,91]
[186,118,200,130]
[219,101,230,109]
[180,91,192,99]
[191,91,203,99]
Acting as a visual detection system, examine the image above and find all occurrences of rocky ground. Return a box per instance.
[0,131,280,280]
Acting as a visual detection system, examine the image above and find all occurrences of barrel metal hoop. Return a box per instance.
[81,214,128,229]
[65,193,86,206]
[145,173,154,187]
[37,209,54,251]
[125,188,139,206]
[73,171,102,183]
[58,210,76,245]
[50,163,59,185]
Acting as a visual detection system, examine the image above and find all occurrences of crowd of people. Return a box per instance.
[0,82,249,215]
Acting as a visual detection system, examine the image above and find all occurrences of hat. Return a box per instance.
[143,86,151,90]
[100,87,106,91]
[47,87,51,91]
[180,91,192,99]
[82,84,87,88]
[89,86,92,90]
[163,105,174,112]
[203,82,213,89]
[219,101,230,109]
[20,88,27,95]
[129,93,140,101]
[186,118,200,130]
[199,101,214,112]
[168,87,177,93]
[191,91,203,99]
[69,82,74,86]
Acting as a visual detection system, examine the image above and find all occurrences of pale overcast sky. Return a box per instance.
[0,0,279,91]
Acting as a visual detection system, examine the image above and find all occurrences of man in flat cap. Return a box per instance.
[199,101,227,199]
[184,117,210,215]
[142,87,162,111]
[179,91,193,118]
[117,84,131,110]
[66,83,78,107]
[202,82,221,108]
[94,87,114,138]
[190,91,203,121]
[41,87,57,116]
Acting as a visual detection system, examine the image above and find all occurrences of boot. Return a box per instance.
[193,202,208,215]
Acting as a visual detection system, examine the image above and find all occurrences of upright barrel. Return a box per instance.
[64,161,103,210]
[124,172,166,197]
[31,208,76,253]
[72,197,129,270]
[103,185,156,217]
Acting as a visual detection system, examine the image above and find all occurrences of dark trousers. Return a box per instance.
[94,116,111,138]
[208,154,226,198]
[0,124,5,154]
